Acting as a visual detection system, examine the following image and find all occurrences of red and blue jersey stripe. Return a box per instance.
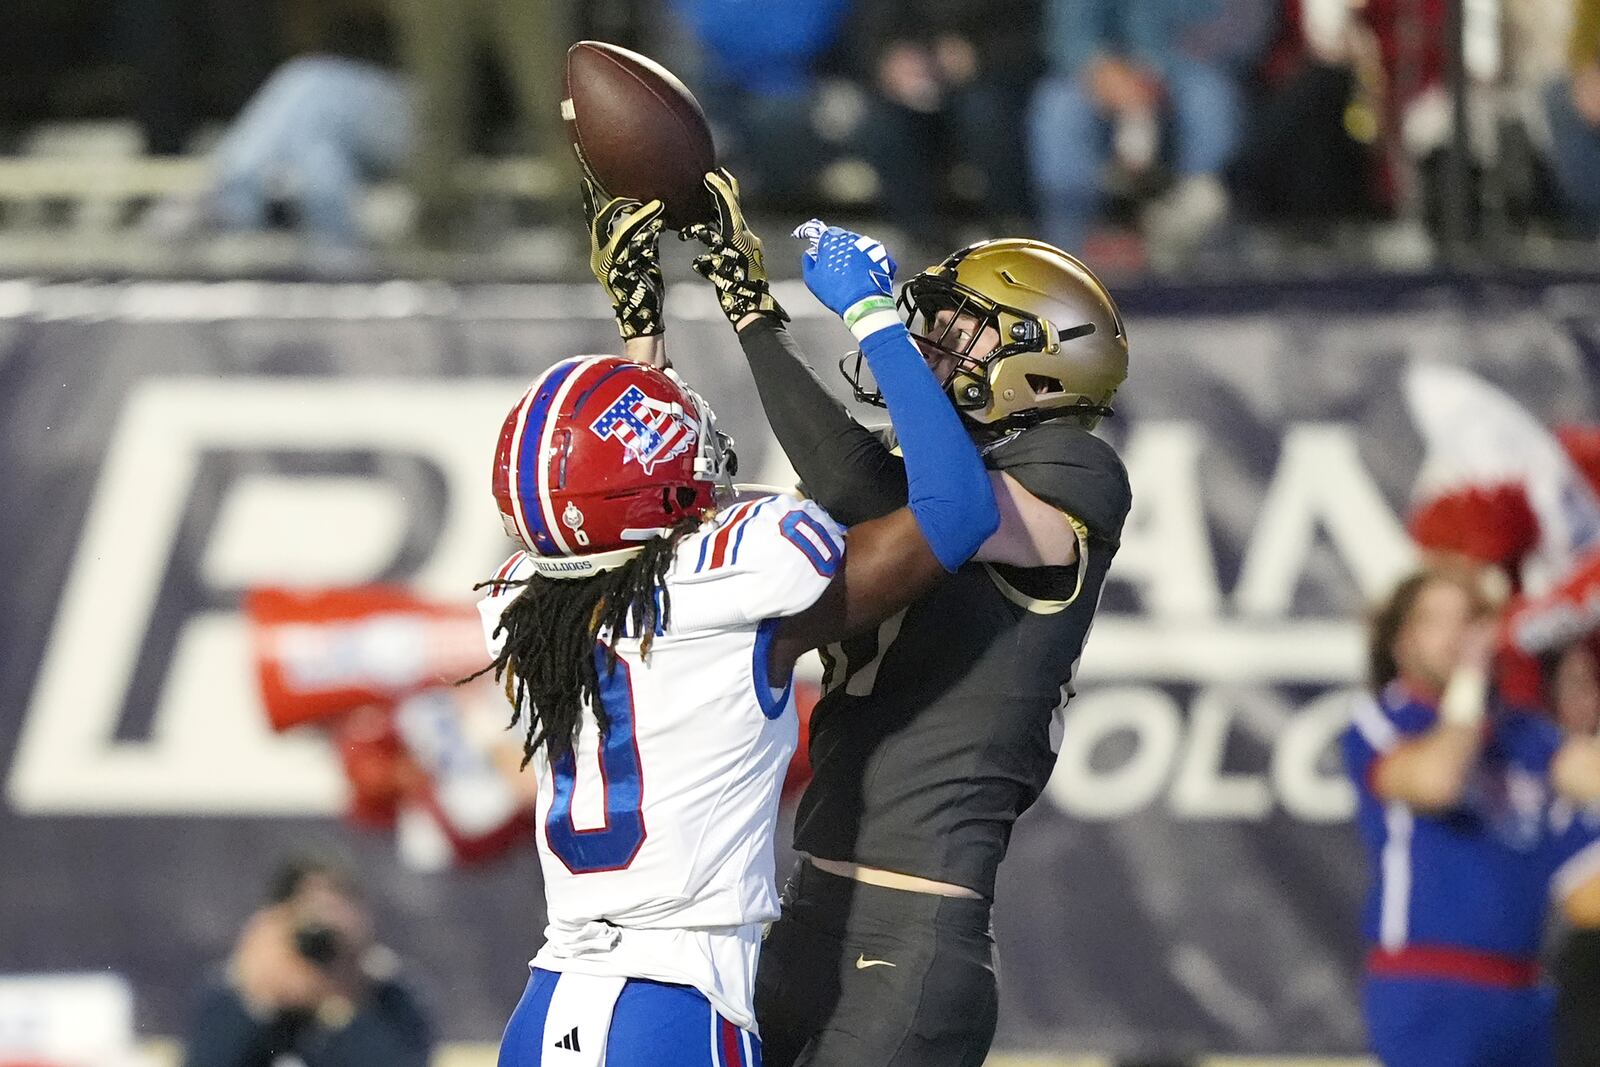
[490,551,528,587]
[695,498,770,573]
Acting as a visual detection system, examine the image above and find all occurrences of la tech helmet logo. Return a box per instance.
[588,385,696,475]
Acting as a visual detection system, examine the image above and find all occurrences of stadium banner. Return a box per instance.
[1,274,1597,1059]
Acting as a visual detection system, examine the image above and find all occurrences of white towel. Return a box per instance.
[539,971,627,1067]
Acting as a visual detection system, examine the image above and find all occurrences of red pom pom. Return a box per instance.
[1408,483,1540,566]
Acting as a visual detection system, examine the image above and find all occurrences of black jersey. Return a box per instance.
[792,418,1131,899]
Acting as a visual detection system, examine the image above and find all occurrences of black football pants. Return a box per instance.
[755,860,998,1067]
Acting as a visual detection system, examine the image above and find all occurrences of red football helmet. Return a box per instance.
[492,356,733,578]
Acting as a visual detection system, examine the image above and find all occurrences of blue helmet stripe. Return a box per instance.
[515,358,585,555]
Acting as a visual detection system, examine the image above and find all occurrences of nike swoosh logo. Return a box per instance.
[855,955,896,970]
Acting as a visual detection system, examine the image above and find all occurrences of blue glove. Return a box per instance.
[792,223,996,571]
[794,221,900,340]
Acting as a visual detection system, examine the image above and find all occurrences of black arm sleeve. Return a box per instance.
[736,316,908,525]
[298,981,434,1067]
[180,983,291,1067]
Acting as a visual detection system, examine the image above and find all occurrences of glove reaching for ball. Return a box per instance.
[583,177,667,340]
[794,220,900,342]
[680,169,789,326]
[581,165,902,344]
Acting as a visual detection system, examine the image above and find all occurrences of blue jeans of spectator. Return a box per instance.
[862,81,1030,242]
[213,56,412,246]
[1028,58,1242,251]
[1543,78,1600,234]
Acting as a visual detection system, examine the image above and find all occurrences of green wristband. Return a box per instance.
[843,295,896,330]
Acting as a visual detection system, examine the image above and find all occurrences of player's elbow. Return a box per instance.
[911,487,1000,573]
[966,495,1003,562]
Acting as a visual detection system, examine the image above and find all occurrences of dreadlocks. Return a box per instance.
[468,515,704,768]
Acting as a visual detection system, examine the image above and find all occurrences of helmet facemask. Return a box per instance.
[664,366,738,498]
[839,273,1114,429]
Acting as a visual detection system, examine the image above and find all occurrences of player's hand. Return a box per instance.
[583,176,666,340]
[680,168,788,325]
[795,221,898,335]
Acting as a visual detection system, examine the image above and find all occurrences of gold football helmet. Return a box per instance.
[842,239,1129,429]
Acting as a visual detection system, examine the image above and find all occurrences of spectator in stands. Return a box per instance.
[1545,0,1600,235]
[212,57,408,248]
[389,0,573,246]
[667,0,854,207]
[147,0,407,251]
[1229,0,1386,232]
[182,853,432,1067]
[1027,0,1274,255]
[849,0,1041,249]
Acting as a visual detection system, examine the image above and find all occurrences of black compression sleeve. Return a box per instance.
[736,316,907,525]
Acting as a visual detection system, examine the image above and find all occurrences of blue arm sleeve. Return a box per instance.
[857,324,999,571]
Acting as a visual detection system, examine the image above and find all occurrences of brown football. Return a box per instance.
[563,41,718,230]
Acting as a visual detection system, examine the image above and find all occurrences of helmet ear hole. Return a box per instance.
[1025,374,1065,397]
[674,486,700,511]
[552,429,573,489]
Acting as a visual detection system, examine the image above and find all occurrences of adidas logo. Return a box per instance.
[552,1026,582,1052]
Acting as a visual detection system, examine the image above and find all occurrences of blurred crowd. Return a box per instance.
[4,0,1599,266]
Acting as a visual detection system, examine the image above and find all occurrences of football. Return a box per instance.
[563,41,718,230]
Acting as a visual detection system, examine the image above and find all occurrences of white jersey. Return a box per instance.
[477,493,844,1029]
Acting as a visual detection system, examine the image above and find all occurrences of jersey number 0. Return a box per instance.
[544,645,647,873]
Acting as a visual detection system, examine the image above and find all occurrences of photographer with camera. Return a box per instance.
[182,854,433,1067]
